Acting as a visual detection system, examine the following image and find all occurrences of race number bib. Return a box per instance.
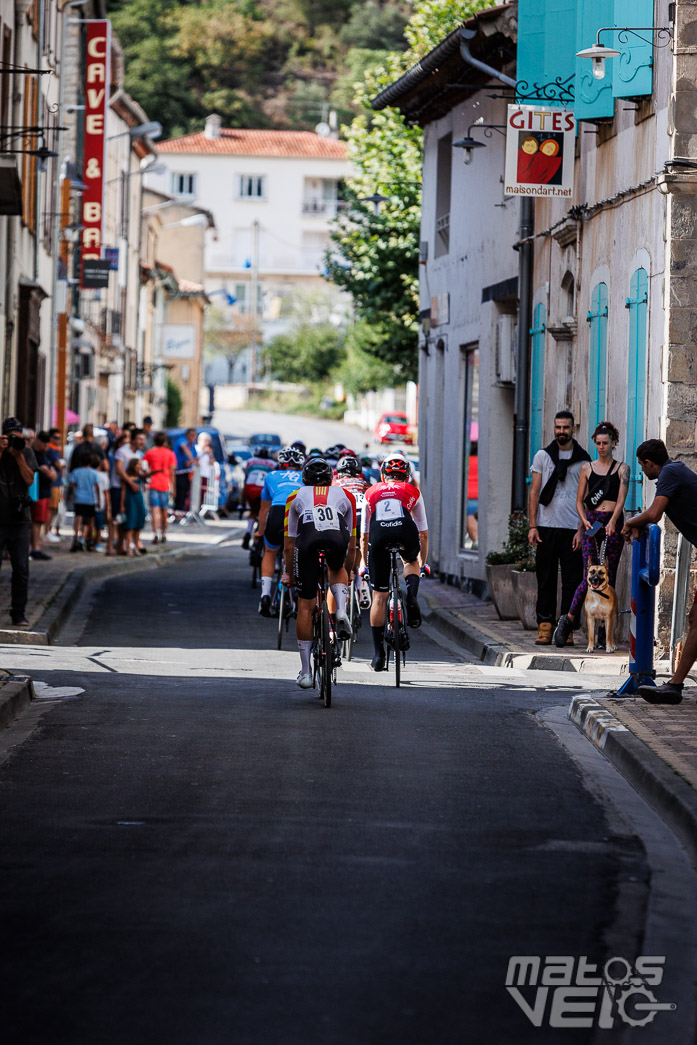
[312,504,339,531]
[246,469,266,487]
[376,497,403,522]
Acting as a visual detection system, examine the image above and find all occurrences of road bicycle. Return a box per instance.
[311,549,338,707]
[341,573,363,661]
[274,572,296,651]
[384,544,410,688]
[249,534,264,589]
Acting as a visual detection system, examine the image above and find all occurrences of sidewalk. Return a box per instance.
[424,579,697,865]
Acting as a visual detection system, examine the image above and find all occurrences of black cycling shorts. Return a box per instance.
[293,529,349,600]
[367,515,420,592]
[264,504,286,549]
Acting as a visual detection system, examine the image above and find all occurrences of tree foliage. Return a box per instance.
[325,0,493,380]
[265,325,346,384]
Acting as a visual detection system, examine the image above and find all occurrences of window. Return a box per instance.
[172,172,196,197]
[237,174,266,200]
[434,133,452,258]
[625,268,648,510]
[234,282,263,315]
[460,345,479,550]
[529,303,546,463]
[587,282,608,437]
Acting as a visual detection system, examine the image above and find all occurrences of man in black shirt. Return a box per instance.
[0,417,38,626]
[622,438,697,703]
[69,423,105,471]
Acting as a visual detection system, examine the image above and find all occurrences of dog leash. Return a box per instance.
[598,536,608,566]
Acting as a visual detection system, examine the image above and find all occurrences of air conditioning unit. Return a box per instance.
[495,314,516,384]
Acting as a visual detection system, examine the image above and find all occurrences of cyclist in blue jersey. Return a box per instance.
[256,445,304,616]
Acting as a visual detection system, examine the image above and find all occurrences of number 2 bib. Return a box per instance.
[375,498,403,522]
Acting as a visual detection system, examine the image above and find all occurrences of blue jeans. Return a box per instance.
[149,489,170,510]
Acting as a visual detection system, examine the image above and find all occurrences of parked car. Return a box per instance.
[247,432,282,452]
[166,425,230,509]
[374,412,415,445]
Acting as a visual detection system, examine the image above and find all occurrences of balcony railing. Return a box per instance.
[302,198,347,218]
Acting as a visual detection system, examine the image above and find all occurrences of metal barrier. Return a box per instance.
[199,463,220,519]
[180,467,206,528]
[616,523,661,695]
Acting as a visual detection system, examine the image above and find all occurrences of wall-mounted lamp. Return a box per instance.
[108,121,162,142]
[453,123,506,165]
[576,26,673,81]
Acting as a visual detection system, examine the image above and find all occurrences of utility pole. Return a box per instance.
[249,219,260,383]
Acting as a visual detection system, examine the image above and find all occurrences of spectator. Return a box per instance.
[528,410,591,645]
[131,428,146,459]
[144,431,176,544]
[142,416,155,450]
[122,457,146,556]
[105,420,120,451]
[108,433,129,555]
[69,423,105,471]
[173,428,198,517]
[29,431,57,560]
[92,454,110,552]
[69,454,100,552]
[113,431,138,553]
[64,430,83,471]
[622,439,697,704]
[196,432,215,501]
[46,428,65,542]
[0,417,38,626]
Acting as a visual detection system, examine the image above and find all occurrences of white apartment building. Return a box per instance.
[146,115,352,382]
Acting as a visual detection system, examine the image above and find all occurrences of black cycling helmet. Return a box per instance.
[291,440,306,453]
[302,457,334,486]
[255,446,270,459]
[381,456,411,482]
[336,455,361,477]
[307,447,323,458]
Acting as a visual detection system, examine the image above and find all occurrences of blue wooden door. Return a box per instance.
[625,268,648,510]
[529,303,546,463]
[587,282,608,437]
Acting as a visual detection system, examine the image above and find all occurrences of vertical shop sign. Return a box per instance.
[504,105,575,197]
[80,20,111,288]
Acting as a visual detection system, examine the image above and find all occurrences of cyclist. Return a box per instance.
[242,446,276,549]
[361,456,429,671]
[256,445,304,616]
[283,457,356,689]
[334,453,371,607]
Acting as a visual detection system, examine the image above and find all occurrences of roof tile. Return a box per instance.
[158,128,348,159]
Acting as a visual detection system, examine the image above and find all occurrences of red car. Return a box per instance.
[374,412,415,445]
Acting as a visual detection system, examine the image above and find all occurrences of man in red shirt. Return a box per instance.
[143,431,177,544]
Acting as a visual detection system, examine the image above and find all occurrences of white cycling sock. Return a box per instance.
[331,583,348,616]
[246,517,254,534]
[298,639,312,675]
[261,576,273,598]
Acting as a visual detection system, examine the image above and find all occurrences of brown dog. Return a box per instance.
[584,564,618,653]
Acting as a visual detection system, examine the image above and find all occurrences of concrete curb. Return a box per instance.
[423,596,628,677]
[569,695,697,867]
[0,543,215,646]
[0,675,34,729]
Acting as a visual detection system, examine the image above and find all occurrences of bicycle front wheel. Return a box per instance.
[344,579,355,661]
[321,600,332,708]
[392,591,401,689]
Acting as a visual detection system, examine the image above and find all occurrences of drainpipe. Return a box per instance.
[513,198,534,511]
[459,29,532,511]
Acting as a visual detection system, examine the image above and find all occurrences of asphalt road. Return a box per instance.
[211,407,383,458]
[0,544,695,1044]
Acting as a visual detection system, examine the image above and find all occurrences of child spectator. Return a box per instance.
[93,455,110,552]
[122,457,146,556]
[69,455,100,552]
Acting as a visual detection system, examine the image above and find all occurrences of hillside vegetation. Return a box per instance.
[107,0,411,137]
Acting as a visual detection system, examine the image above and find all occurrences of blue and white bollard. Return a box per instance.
[617,523,661,695]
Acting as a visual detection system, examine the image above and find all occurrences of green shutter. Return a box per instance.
[587,282,608,435]
[612,0,653,99]
[625,269,648,510]
[517,0,576,106]
[529,303,546,464]
[575,0,614,121]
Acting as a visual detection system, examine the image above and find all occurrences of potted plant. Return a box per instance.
[511,555,538,630]
[485,512,531,620]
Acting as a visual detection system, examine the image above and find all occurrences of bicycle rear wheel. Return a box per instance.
[277,585,286,650]
[321,600,332,707]
[392,590,401,688]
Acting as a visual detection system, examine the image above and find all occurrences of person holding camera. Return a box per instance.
[0,417,38,626]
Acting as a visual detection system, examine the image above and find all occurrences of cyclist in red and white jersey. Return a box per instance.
[242,446,276,549]
[334,453,370,606]
[361,456,428,671]
[284,457,356,689]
